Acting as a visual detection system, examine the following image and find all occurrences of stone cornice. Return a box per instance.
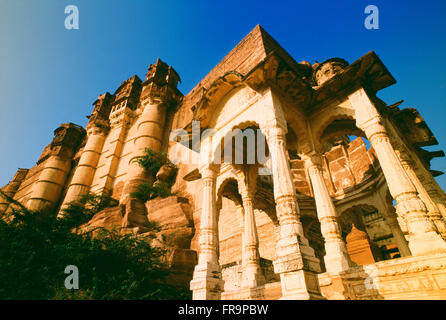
[309,51,396,116]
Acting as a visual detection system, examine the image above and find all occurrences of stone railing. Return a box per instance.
[319,253,446,300]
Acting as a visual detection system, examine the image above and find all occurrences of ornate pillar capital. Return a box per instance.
[239,188,254,204]
[199,163,219,180]
[237,166,258,202]
[303,152,324,174]
[260,122,287,143]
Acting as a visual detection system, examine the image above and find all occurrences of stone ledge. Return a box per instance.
[319,253,446,300]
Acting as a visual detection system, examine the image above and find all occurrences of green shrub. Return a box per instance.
[136,148,170,174]
[130,181,173,203]
[132,148,176,203]
[0,190,190,300]
[60,192,119,230]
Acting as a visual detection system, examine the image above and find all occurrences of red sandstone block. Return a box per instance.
[325,146,345,161]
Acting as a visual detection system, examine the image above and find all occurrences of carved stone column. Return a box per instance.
[121,99,165,200]
[60,120,109,212]
[374,192,411,257]
[239,169,265,292]
[386,216,412,256]
[120,99,166,228]
[120,59,181,228]
[398,154,446,239]
[305,154,352,273]
[190,164,224,300]
[423,178,446,223]
[349,88,446,255]
[263,125,324,300]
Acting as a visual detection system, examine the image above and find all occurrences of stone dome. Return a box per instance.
[299,60,312,68]
[313,57,349,86]
[346,224,368,242]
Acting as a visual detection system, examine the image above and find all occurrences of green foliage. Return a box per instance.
[130,181,173,203]
[132,148,176,202]
[136,148,170,174]
[60,192,119,230]
[0,190,191,300]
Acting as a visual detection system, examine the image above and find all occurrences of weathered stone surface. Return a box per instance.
[165,248,197,288]
[319,253,446,300]
[146,196,194,248]
[78,206,123,234]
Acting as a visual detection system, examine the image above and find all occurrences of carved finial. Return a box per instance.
[313,58,349,86]
[346,224,368,242]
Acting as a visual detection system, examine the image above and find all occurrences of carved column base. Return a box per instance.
[318,273,351,300]
[278,269,325,300]
[324,240,352,273]
[190,262,224,300]
[397,194,446,255]
[275,226,321,273]
[274,236,323,299]
[241,264,265,289]
[274,252,324,300]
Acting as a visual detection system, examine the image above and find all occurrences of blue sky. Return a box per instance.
[1,0,446,190]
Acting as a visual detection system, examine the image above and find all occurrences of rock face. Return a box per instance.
[3,25,446,300]
[79,206,124,234]
[146,196,195,249]
[77,195,197,289]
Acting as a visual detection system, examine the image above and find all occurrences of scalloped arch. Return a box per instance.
[311,106,357,148]
[211,120,268,165]
[193,71,245,128]
[216,168,243,208]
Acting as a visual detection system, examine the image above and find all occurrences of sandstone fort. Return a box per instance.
[2,25,446,300]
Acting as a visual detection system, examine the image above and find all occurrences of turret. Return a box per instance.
[120,59,182,227]
[27,123,85,212]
